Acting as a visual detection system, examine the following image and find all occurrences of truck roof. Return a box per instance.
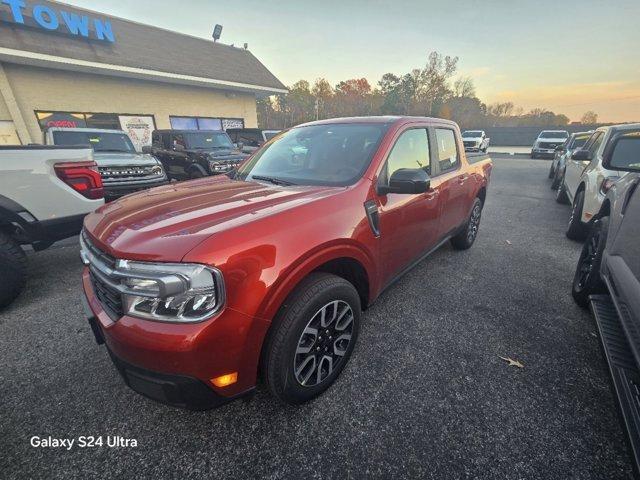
[153,129,231,134]
[297,116,458,128]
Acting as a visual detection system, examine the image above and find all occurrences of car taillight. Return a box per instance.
[54,161,104,200]
[600,176,618,195]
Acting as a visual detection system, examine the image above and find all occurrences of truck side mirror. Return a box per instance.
[602,132,640,172]
[378,168,430,195]
[555,145,565,152]
[571,149,591,161]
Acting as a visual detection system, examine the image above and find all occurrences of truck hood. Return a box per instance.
[93,152,161,167]
[83,176,337,261]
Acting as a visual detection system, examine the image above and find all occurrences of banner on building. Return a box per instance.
[118,116,155,151]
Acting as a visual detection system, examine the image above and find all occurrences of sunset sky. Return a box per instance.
[62,0,640,122]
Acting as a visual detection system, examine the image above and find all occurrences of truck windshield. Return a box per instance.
[570,135,590,149]
[53,131,136,153]
[463,131,482,137]
[539,131,569,139]
[236,123,388,187]
[185,132,234,150]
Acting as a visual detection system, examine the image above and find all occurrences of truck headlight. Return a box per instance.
[208,160,230,173]
[116,260,225,322]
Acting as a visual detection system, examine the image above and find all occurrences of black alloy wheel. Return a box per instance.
[451,198,483,250]
[572,216,608,308]
[293,300,354,387]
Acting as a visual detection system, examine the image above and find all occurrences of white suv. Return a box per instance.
[556,123,640,240]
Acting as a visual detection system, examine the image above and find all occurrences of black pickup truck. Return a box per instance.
[145,130,247,181]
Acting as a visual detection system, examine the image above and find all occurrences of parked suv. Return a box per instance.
[45,128,168,201]
[146,130,246,180]
[531,130,569,158]
[226,128,281,154]
[548,131,592,189]
[0,145,104,308]
[80,116,492,409]
[569,128,640,469]
[556,124,639,240]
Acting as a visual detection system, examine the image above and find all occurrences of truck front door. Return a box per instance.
[376,127,442,281]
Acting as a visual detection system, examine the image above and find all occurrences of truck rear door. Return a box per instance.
[430,127,469,236]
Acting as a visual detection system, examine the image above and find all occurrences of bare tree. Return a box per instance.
[581,111,599,124]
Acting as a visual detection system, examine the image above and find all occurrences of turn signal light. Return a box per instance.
[600,176,618,195]
[211,372,238,388]
[54,161,104,200]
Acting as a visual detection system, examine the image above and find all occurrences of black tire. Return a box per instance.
[550,166,562,190]
[548,163,555,179]
[0,232,27,309]
[188,168,206,179]
[531,153,537,159]
[451,198,483,250]
[566,189,589,241]
[572,216,608,308]
[555,175,569,204]
[262,272,361,404]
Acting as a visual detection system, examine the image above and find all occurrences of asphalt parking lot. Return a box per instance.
[1,156,634,479]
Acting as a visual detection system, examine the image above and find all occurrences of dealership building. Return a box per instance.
[0,0,286,149]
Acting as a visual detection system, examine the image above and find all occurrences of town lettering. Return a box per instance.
[1,0,115,42]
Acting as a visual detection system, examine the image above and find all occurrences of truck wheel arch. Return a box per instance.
[257,243,376,324]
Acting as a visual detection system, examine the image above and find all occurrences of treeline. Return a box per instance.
[257,51,576,130]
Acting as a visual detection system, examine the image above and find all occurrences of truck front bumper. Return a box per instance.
[82,268,264,410]
[103,179,170,202]
[531,148,556,158]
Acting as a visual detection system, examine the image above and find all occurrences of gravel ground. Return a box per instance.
[0,156,634,479]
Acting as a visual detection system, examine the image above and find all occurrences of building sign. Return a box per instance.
[222,118,244,130]
[119,115,155,151]
[36,112,87,129]
[1,0,115,42]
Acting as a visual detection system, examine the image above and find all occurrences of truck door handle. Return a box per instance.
[425,189,439,200]
[458,174,469,184]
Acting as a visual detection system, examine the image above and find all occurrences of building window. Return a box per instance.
[170,116,244,131]
[35,111,156,151]
[36,111,87,129]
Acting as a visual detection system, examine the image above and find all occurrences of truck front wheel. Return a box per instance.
[261,273,361,404]
[0,232,27,309]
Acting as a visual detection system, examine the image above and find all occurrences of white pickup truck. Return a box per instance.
[0,145,104,308]
[531,130,569,158]
[44,128,168,201]
[461,130,490,153]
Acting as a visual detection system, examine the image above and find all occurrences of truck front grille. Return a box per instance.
[81,231,123,320]
[463,141,476,148]
[539,142,560,149]
[98,165,164,182]
[90,270,124,319]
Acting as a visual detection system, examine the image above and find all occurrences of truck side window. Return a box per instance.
[161,134,172,150]
[152,132,161,146]
[435,128,459,173]
[587,132,604,157]
[381,129,430,184]
[171,134,186,149]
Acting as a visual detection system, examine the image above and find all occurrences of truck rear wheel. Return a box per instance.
[0,232,27,309]
[572,217,607,308]
[261,273,361,404]
[451,198,483,250]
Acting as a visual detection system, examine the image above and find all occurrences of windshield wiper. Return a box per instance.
[250,175,296,186]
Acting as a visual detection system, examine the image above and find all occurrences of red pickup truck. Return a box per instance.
[80,116,492,409]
